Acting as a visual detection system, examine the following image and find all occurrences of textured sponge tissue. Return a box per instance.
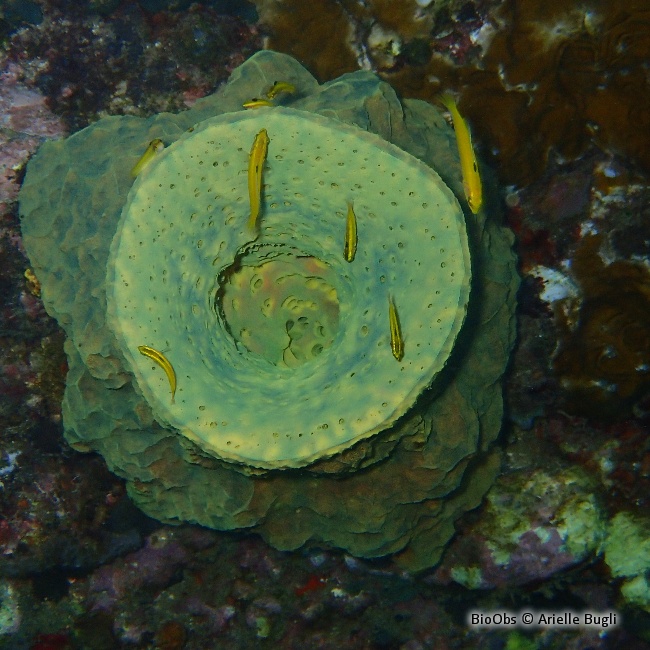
[19,51,518,571]
[108,108,470,468]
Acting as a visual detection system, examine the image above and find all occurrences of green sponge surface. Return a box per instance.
[108,108,470,468]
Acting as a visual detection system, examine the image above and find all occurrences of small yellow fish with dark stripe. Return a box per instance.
[138,345,176,404]
[266,81,296,100]
[243,98,274,109]
[247,128,270,231]
[439,93,483,214]
[343,201,357,262]
[131,138,164,177]
[388,295,404,361]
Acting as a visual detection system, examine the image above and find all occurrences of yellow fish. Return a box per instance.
[138,345,176,404]
[439,94,483,214]
[247,128,270,231]
[243,98,274,109]
[343,201,357,262]
[24,268,41,297]
[388,295,404,361]
[266,81,296,100]
[131,138,164,177]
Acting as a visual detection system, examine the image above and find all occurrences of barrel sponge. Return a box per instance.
[19,51,519,571]
[107,108,470,468]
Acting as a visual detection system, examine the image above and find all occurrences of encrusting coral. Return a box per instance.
[465,0,650,185]
[552,234,650,419]
[18,51,518,571]
[253,0,650,187]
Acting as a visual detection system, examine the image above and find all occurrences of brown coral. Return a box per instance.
[252,0,359,81]
[553,234,650,419]
[253,0,650,186]
[252,0,435,80]
[475,0,650,185]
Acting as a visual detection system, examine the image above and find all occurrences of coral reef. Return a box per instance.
[432,466,606,589]
[552,234,650,419]
[605,512,650,613]
[253,0,358,80]
[2,0,650,647]
[399,0,650,185]
[19,50,519,572]
[0,62,66,215]
[4,2,261,131]
[254,0,650,187]
[449,0,650,185]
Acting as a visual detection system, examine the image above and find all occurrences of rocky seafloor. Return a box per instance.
[1,0,649,648]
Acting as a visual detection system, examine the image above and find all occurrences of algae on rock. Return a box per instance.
[604,512,650,612]
[19,50,519,571]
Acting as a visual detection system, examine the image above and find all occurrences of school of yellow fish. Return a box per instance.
[130,85,483,405]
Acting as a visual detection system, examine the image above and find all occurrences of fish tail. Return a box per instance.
[438,93,457,112]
